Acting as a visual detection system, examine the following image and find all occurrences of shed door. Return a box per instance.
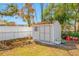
[44,25,50,42]
[39,25,45,41]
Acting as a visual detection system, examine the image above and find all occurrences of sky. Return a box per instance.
[0,3,47,25]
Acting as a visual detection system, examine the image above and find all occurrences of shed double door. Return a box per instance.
[40,25,50,42]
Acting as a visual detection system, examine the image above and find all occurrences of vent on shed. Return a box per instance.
[34,26,38,31]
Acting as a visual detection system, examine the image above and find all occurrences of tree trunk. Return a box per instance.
[28,8,31,27]
[74,19,77,32]
[27,19,31,27]
[41,3,44,21]
[77,3,79,32]
[77,22,79,32]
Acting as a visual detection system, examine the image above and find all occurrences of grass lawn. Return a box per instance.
[0,42,79,56]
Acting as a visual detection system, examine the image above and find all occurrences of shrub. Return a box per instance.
[62,32,79,38]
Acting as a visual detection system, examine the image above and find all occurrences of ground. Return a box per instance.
[0,42,79,56]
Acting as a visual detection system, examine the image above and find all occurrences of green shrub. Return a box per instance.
[68,32,79,38]
[62,32,79,38]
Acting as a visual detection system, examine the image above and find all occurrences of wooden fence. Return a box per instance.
[0,26,32,41]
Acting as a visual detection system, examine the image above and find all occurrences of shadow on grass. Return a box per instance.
[34,41,77,51]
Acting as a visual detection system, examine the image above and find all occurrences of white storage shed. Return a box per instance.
[32,21,61,45]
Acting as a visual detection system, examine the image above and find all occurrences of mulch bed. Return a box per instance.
[0,37,33,51]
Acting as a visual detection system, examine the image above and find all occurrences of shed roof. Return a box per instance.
[32,21,59,26]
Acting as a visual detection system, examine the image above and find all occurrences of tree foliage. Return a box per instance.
[0,4,18,16]
[0,3,35,27]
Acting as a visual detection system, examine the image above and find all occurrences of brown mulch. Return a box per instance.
[0,37,33,51]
